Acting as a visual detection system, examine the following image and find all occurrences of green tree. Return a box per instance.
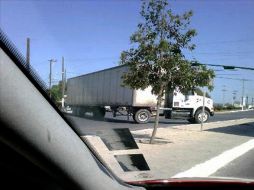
[120,0,215,144]
[50,81,64,107]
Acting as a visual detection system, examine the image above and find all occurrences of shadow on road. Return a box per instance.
[158,120,188,125]
[205,122,254,137]
[101,117,188,125]
[104,117,135,124]
[66,113,188,125]
[65,113,135,123]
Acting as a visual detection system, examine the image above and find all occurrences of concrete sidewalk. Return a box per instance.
[82,118,254,182]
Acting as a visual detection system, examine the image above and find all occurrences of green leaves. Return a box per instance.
[50,81,63,103]
[120,0,215,143]
[120,0,215,97]
[158,39,169,50]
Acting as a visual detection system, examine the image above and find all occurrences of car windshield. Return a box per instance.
[1,0,254,184]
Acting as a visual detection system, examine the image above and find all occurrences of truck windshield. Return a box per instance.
[186,90,195,96]
[1,0,254,185]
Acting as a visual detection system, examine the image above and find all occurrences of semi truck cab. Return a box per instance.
[163,90,214,123]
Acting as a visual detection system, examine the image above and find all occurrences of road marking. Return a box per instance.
[172,139,254,178]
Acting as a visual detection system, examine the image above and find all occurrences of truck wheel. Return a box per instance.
[134,109,151,124]
[71,107,77,115]
[77,108,82,117]
[93,107,106,120]
[73,107,83,117]
[194,109,210,123]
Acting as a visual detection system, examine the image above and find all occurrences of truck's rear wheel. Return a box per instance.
[194,109,210,123]
[93,107,106,120]
[133,109,151,124]
[71,107,77,115]
[72,107,83,117]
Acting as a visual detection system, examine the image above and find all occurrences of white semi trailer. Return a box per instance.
[66,65,214,124]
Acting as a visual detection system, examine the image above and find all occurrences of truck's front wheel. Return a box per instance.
[194,109,210,123]
[133,109,151,124]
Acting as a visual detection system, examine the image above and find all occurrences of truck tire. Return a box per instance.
[93,107,106,120]
[73,107,83,117]
[133,109,151,124]
[194,109,210,124]
[72,107,77,115]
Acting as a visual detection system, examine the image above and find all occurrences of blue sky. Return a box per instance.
[1,0,254,104]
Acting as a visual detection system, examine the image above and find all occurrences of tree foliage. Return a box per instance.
[51,82,62,102]
[50,81,65,106]
[120,0,215,143]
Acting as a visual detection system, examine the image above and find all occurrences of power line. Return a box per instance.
[191,62,254,71]
[196,39,254,45]
[216,74,239,76]
[187,51,253,55]
[216,77,253,81]
[66,56,118,62]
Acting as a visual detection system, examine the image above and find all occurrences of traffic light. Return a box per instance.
[191,61,202,66]
[223,66,235,70]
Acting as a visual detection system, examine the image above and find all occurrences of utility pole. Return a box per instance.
[241,79,246,110]
[200,88,206,131]
[49,59,57,98]
[26,38,30,72]
[222,85,227,107]
[61,57,65,109]
[217,77,251,110]
[232,90,237,106]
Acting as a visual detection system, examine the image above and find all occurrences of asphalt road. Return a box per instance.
[65,110,254,181]
[209,110,254,122]
[66,110,254,135]
[213,149,254,180]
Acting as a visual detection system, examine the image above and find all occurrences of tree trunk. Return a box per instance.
[150,93,162,144]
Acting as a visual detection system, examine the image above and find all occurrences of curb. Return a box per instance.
[215,109,252,114]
